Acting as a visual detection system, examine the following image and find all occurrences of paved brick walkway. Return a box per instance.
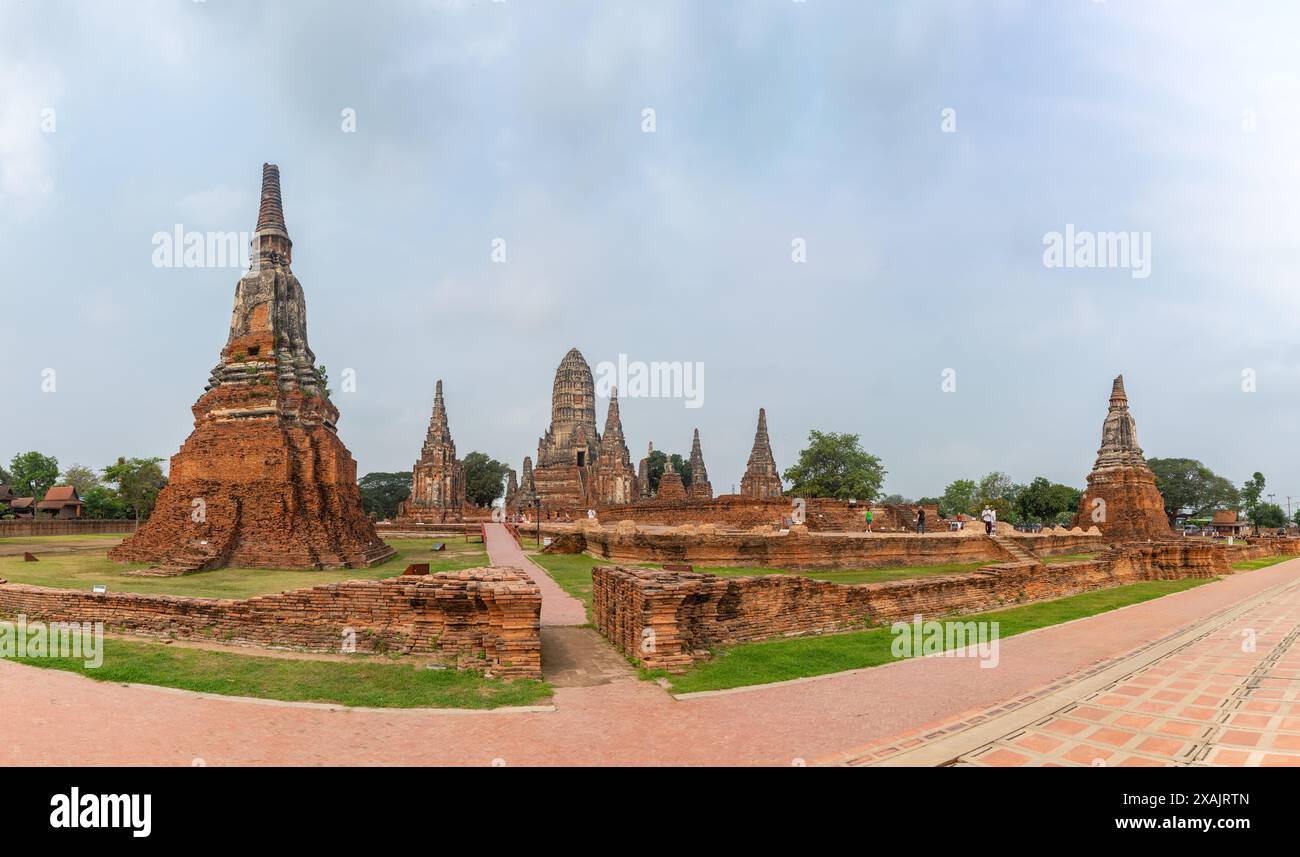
[952,575,1300,767]
[2,557,1297,765]
[483,523,587,626]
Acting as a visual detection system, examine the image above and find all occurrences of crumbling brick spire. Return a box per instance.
[687,427,713,500]
[398,378,467,521]
[656,452,687,502]
[253,162,292,267]
[740,407,783,499]
[592,386,638,504]
[1093,374,1145,469]
[110,163,393,572]
[1072,374,1171,540]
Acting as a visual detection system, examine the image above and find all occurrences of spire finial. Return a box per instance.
[253,162,292,265]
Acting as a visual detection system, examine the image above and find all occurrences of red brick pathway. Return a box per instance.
[2,558,1297,765]
[483,523,587,626]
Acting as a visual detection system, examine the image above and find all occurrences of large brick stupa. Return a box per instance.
[1071,375,1172,541]
[110,164,395,572]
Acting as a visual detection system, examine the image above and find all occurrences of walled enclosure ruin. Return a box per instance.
[594,541,1235,672]
[0,569,542,678]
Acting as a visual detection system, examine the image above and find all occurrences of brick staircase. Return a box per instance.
[973,534,1044,575]
[125,538,229,577]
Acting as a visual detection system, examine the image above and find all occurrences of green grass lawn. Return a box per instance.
[651,577,1213,694]
[0,533,128,544]
[0,537,487,599]
[10,637,550,709]
[1042,553,1099,564]
[1231,554,1296,571]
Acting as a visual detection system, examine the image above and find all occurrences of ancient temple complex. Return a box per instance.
[395,380,467,524]
[110,164,394,572]
[739,408,783,498]
[1072,375,1171,540]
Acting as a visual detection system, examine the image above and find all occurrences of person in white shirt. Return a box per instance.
[981,505,996,535]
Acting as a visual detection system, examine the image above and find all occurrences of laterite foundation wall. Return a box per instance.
[0,568,541,678]
[593,542,1227,672]
[573,527,1105,570]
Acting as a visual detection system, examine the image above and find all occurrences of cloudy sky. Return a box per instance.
[3,0,1299,503]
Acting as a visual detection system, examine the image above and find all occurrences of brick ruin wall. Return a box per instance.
[0,568,542,678]
[0,520,139,538]
[593,542,1229,671]
[591,496,928,532]
[565,525,1106,570]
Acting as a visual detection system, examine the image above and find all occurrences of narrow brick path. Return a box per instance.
[3,559,1298,766]
[483,523,586,626]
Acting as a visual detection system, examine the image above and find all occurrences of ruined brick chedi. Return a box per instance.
[687,428,713,500]
[110,164,395,571]
[395,380,466,523]
[739,407,783,498]
[532,348,637,511]
[1072,375,1171,541]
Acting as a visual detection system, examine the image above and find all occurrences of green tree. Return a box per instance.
[0,462,11,485]
[358,472,412,520]
[1014,477,1082,524]
[1148,458,1240,525]
[1254,502,1286,529]
[60,463,101,495]
[782,431,885,501]
[940,479,978,517]
[102,457,167,521]
[9,451,60,500]
[81,484,131,519]
[645,450,690,493]
[463,452,510,507]
[1241,472,1266,533]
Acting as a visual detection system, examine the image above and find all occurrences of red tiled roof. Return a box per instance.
[1212,510,1238,525]
[42,486,80,503]
[10,497,35,509]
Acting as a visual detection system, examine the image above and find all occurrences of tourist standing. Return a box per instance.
[981,505,995,535]
[865,508,873,532]
[916,507,926,534]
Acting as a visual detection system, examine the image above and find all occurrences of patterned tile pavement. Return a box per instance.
[845,574,1300,767]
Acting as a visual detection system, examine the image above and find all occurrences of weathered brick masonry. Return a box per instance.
[570,525,1105,569]
[593,542,1228,671]
[0,568,542,678]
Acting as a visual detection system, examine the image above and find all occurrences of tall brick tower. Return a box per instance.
[740,407,783,499]
[591,387,638,505]
[395,379,467,523]
[1072,375,1171,541]
[533,348,601,511]
[687,428,713,500]
[110,164,395,572]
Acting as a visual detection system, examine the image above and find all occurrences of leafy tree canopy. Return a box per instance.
[358,472,411,520]
[1147,458,1240,524]
[781,430,885,502]
[60,463,101,495]
[463,452,510,507]
[9,451,60,500]
[645,450,691,493]
[1014,477,1082,525]
[939,479,978,517]
[1254,501,1286,529]
[102,457,167,522]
